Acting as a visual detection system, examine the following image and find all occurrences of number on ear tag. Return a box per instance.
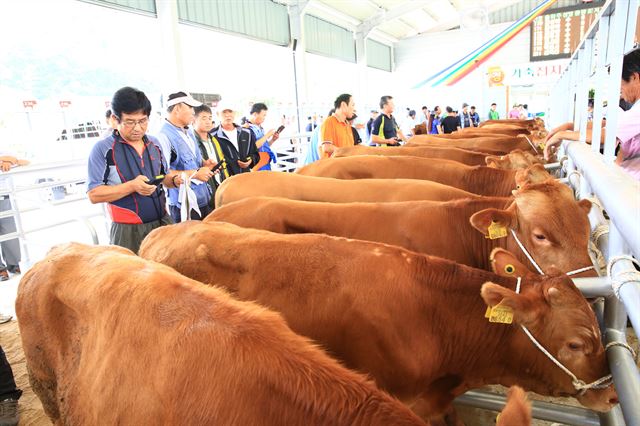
[489,304,514,324]
[488,222,508,239]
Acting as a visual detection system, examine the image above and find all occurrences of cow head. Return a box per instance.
[514,164,551,188]
[470,181,596,276]
[481,275,617,411]
[485,149,543,170]
[496,386,531,426]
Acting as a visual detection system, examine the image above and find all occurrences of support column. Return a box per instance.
[156,0,185,95]
[591,15,609,153]
[288,3,309,133]
[354,32,368,108]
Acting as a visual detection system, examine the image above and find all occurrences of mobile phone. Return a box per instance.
[275,125,285,134]
[148,174,165,186]
[210,159,224,173]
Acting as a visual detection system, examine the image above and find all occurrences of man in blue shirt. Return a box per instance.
[247,103,280,171]
[87,87,182,254]
[156,92,216,222]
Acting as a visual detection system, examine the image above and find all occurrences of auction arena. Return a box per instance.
[0,0,639,425]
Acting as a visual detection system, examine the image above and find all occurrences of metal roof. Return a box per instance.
[278,0,528,43]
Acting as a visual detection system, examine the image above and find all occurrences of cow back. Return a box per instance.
[16,243,425,426]
[215,171,480,208]
[296,155,518,196]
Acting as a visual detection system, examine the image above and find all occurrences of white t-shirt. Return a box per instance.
[223,128,239,152]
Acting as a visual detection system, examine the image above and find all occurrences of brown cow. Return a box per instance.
[440,127,531,137]
[332,145,491,166]
[485,149,543,170]
[479,118,544,130]
[16,243,425,426]
[407,135,540,155]
[496,386,532,426]
[207,180,596,276]
[215,172,480,208]
[333,145,541,169]
[140,221,617,417]
[296,156,550,197]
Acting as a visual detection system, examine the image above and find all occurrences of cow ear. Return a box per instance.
[489,248,535,278]
[481,282,536,324]
[469,206,517,236]
[577,199,592,214]
[485,155,503,168]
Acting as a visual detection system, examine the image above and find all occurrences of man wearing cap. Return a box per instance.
[87,86,181,254]
[210,104,260,176]
[156,92,215,222]
[459,103,475,128]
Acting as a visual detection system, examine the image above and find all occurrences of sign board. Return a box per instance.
[59,100,72,108]
[530,2,603,62]
[487,66,505,87]
[23,100,37,108]
[488,59,568,87]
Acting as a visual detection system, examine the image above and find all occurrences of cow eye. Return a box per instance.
[534,233,546,241]
[568,342,583,351]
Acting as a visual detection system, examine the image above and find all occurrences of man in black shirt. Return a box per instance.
[371,95,406,146]
[439,106,460,134]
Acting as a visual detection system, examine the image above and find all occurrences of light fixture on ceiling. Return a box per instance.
[460,6,489,31]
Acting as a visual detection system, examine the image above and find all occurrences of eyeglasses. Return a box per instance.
[119,117,149,128]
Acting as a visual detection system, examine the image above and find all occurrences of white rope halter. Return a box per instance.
[606,255,640,300]
[509,229,595,276]
[591,223,609,246]
[514,277,613,394]
[522,135,539,154]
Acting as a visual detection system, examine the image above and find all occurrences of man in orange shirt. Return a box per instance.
[319,93,356,158]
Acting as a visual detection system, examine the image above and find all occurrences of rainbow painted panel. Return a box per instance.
[414,0,558,88]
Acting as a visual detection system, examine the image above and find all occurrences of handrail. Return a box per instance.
[564,142,640,259]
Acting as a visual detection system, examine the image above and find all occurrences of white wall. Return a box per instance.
[393,21,556,119]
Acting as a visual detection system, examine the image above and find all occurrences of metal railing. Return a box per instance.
[0,160,105,268]
[544,1,640,424]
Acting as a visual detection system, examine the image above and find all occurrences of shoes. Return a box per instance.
[0,398,18,426]
[0,314,12,324]
[0,271,7,282]
[7,266,19,275]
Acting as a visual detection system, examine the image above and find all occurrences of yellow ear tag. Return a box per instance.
[487,222,508,239]
[539,142,546,150]
[504,264,515,275]
[484,306,492,318]
[488,303,514,324]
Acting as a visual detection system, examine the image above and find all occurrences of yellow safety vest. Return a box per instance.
[210,135,230,179]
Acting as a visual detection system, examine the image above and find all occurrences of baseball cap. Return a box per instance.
[216,100,238,113]
[462,102,469,108]
[166,91,202,108]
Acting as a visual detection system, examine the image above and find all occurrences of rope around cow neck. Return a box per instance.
[522,135,539,154]
[509,229,595,276]
[513,277,613,394]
